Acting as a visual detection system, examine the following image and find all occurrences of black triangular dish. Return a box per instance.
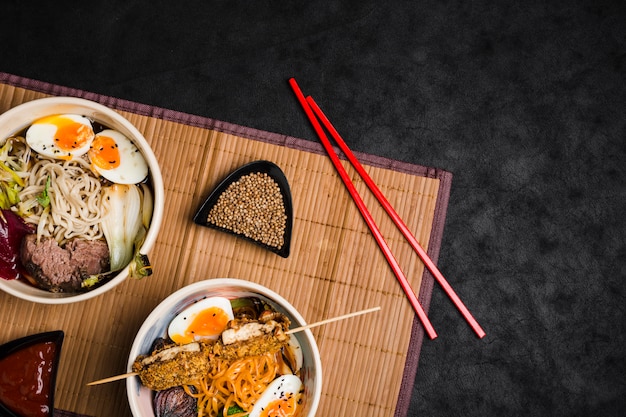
[193,160,293,258]
[0,330,64,417]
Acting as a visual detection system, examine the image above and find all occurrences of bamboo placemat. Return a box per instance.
[0,73,452,417]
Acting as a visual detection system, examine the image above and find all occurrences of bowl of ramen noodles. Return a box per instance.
[0,96,164,304]
[126,278,322,417]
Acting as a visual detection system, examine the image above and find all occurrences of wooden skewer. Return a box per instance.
[86,371,138,386]
[86,306,381,386]
[286,306,381,334]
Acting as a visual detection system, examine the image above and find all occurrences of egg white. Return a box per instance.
[248,374,303,417]
[288,334,303,373]
[26,114,94,160]
[89,129,148,184]
[168,296,235,344]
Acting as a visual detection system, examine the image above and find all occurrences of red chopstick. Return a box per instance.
[305,96,486,339]
[290,77,486,339]
[289,78,438,339]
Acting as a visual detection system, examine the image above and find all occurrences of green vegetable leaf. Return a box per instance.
[6,183,19,205]
[37,176,51,207]
[81,252,153,289]
[0,160,25,187]
[226,404,247,416]
[0,182,20,209]
[81,275,101,289]
[0,190,8,210]
[129,252,153,280]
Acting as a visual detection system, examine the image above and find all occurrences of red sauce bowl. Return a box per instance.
[0,331,64,417]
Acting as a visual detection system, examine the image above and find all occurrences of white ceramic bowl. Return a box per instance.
[0,96,164,304]
[126,278,322,417]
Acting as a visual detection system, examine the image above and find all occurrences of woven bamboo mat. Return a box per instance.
[0,73,452,417]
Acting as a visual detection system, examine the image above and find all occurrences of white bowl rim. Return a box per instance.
[0,96,164,304]
[126,278,323,417]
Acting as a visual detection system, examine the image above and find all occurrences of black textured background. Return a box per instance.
[1,1,625,416]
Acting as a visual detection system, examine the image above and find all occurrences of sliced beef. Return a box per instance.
[65,238,110,276]
[20,235,110,292]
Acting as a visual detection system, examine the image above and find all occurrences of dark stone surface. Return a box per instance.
[1,1,625,416]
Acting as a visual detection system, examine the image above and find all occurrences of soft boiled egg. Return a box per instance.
[248,374,304,417]
[26,114,95,160]
[168,297,235,345]
[88,129,148,184]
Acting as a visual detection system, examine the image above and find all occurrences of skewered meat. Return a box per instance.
[132,342,212,391]
[220,308,290,344]
[132,316,291,391]
[216,325,289,362]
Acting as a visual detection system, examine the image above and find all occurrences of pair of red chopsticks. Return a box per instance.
[289,78,485,340]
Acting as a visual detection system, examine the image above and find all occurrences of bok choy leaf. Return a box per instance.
[100,184,143,272]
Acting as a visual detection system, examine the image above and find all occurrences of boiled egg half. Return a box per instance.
[26,114,95,160]
[287,334,303,373]
[248,374,304,417]
[168,297,235,345]
[88,129,148,184]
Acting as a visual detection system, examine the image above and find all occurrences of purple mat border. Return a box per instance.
[0,72,453,417]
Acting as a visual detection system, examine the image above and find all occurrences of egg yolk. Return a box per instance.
[259,396,298,417]
[89,135,121,170]
[171,307,231,344]
[35,115,94,155]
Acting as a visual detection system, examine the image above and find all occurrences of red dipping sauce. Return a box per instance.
[0,341,56,417]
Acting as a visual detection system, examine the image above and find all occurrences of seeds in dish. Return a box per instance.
[0,113,153,292]
[206,172,287,250]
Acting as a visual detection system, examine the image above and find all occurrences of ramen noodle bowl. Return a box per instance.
[0,97,164,304]
[127,278,322,417]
